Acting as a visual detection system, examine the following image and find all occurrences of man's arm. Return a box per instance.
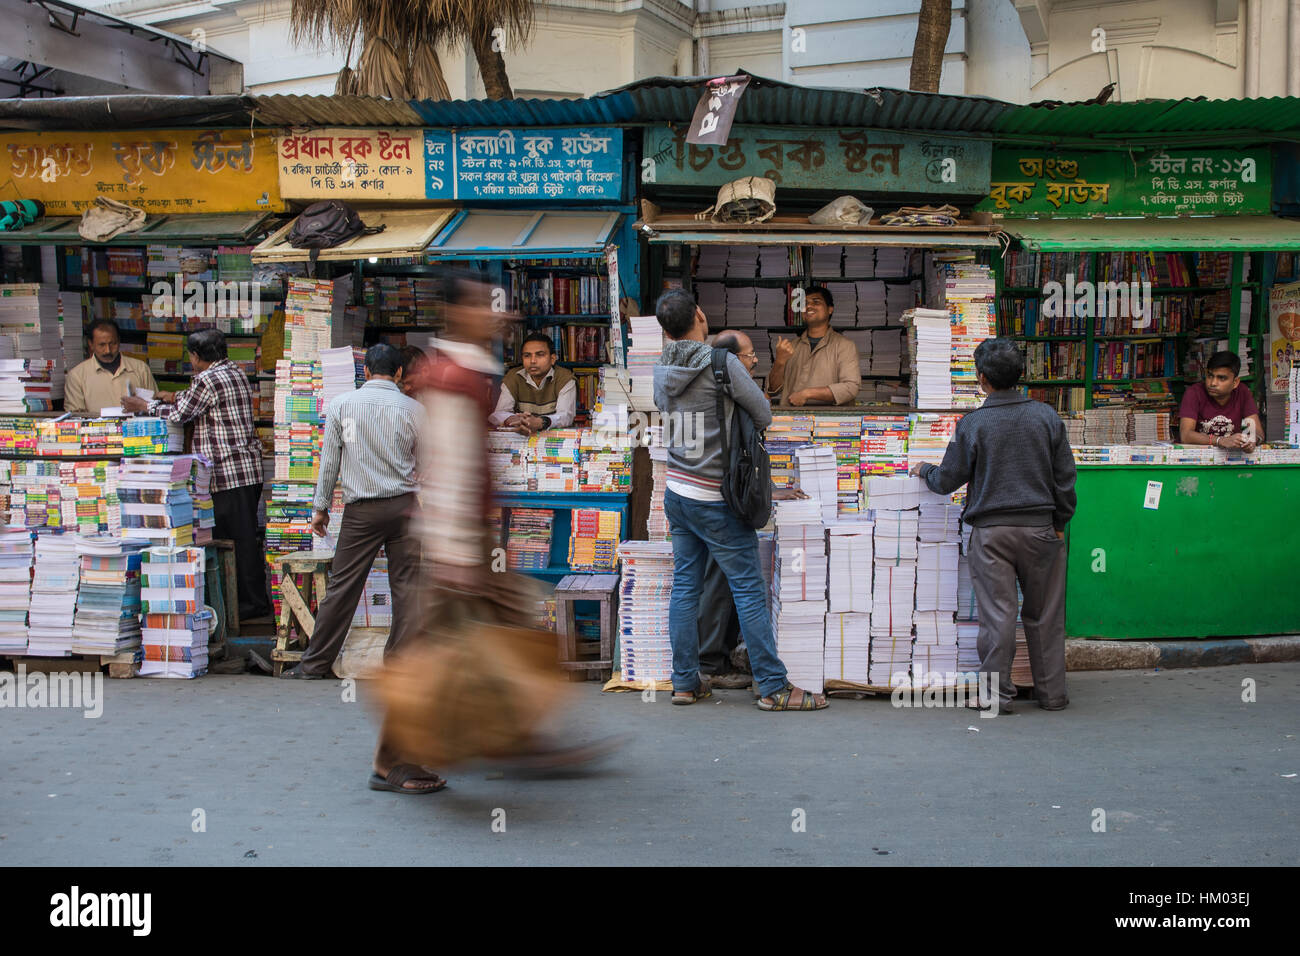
[766,337,794,396]
[64,365,87,416]
[150,377,211,425]
[727,353,772,428]
[312,400,345,514]
[549,379,577,428]
[917,427,973,496]
[789,385,836,406]
[1243,413,1264,449]
[488,380,518,426]
[826,337,862,405]
[1179,417,1234,447]
[1050,419,1078,531]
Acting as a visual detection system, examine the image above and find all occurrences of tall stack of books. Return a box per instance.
[938,257,996,409]
[908,307,953,409]
[868,477,920,686]
[139,546,209,678]
[824,522,872,684]
[26,532,79,656]
[568,509,620,572]
[505,508,554,572]
[617,540,674,683]
[0,284,63,407]
[71,535,145,655]
[626,316,664,410]
[812,416,865,515]
[771,498,827,694]
[118,457,195,547]
[860,415,910,476]
[0,526,34,653]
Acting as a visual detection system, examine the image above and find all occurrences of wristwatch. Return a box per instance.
[539,415,552,430]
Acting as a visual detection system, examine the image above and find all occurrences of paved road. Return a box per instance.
[2,663,1296,866]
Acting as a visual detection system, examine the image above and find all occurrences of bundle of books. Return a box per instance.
[118,456,196,547]
[647,445,670,542]
[938,258,996,409]
[912,611,959,676]
[122,418,184,455]
[0,284,64,406]
[868,476,920,686]
[486,431,530,492]
[0,459,121,533]
[284,278,336,360]
[568,509,621,572]
[0,526,33,653]
[617,540,674,683]
[139,546,209,678]
[626,316,664,411]
[189,457,214,546]
[907,413,960,476]
[350,555,393,629]
[908,307,953,409]
[771,498,827,693]
[795,444,839,525]
[0,358,58,413]
[860,415,909,476]
[505,508,554,572]
[813,416,866,515]
[71,534,145,655]
[826,523,873,614]
[26,531,79,656]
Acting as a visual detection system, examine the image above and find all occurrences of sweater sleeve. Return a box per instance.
[827,335,861,405]
[727,353,772,428]
[923,422,974,496]
[1050,417,1078,530]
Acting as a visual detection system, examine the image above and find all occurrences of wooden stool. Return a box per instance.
[553,573,618,682]
[208,538,240,638]
[272,550,334,677]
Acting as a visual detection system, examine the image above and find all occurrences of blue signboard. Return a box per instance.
[423,127,622,201]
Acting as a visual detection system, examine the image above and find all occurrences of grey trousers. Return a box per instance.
[697,554,741,674]
[967,524,1069,707]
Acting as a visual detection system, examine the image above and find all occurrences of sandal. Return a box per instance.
[368,763,447,794]
[671,677,712,706]
[756,683,829,712]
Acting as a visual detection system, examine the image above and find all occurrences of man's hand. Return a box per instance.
[908,462,926,477]
[503,413,526,428]
[157,390,178,404]
[1219,433,1247,449]
[525,414,545,432]
[788,389,808,407]
[511,422,534,437]
[310,510,330,537]
[122,395,149,414]
[1056,530,1065,540]
[773,338,794,366]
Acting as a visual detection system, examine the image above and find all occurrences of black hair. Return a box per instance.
[1206,350,1241,378]
[521,332,555,354]
[973,337,1024,390]
[805,285,834,310]
[655,288,698,340]
[712,330,743,354]
[186,328,227,362]
[85,319,121,342]
[365,343,402,377]
[398,345,428,375]
[444,269,492,308]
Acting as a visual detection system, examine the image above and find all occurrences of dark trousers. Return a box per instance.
[697,555,740,674]
[300,493,424,677]
[213,482,269,619]
[967,524,1069,707]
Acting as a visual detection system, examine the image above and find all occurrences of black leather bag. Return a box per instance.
[288,201,384,259]
[711,348,772,529]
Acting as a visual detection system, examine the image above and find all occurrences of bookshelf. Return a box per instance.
[993,249,1264,415]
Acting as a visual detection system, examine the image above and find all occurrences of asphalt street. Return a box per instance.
[2,663,1297,866]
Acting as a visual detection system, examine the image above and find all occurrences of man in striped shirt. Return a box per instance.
[281,343,423,681]
[124,328,268,620]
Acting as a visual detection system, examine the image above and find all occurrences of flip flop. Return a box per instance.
[368,763,447,794]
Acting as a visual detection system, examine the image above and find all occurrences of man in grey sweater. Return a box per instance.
[911,337,1077,712]
[653,290,827,711]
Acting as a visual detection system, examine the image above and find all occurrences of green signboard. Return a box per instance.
[645,124,991,195]
[977,147,1272,218]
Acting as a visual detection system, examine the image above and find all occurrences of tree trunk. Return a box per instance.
[470,27,514,100]
[909,0,952,93]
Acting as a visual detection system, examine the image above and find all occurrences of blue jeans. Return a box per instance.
[664,489,788,698]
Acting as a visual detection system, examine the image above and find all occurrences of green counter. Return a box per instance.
[1065,464,1300,639]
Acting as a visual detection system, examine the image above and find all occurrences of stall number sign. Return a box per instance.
[0,129,283,214]
[978,147,1271,218]
[643,124,990,195]
[278,127,622,202]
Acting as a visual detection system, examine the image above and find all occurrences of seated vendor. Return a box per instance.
[64,319,157,417]
[490,332,576,435]
[1178,350,1264,451]
[765,285,861,407]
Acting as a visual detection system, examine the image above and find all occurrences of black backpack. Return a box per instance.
[711,348,772,529]
[288,201,384,259]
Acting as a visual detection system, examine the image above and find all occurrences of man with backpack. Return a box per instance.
[652,290,828,712]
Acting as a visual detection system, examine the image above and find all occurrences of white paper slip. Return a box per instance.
[98,406,128,417]
[132,387,155,401]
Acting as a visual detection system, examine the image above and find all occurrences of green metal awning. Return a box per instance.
[0,212,277,245]
[997,215,1300,251]
[646,230,999,248]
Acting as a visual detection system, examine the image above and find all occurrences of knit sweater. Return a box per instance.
[921,390,1078,530]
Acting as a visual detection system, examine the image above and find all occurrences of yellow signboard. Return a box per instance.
[0,129,283,215]
[276,128,424,200]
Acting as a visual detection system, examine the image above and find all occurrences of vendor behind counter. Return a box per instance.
[765,285,861,408]
[1178,350,1264,452]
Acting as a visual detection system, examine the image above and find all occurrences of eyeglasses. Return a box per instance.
[739,350,756,359]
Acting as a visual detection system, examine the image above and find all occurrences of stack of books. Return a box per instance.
[626,316,664,411]
[26,532,79,656]
[0,526,33,653]
[568,509,621,572]
[118,457,195,547]
[71,535,145,655]
[0,284,64,406]
[139,546,209,678]
[938,258,997,409]
[795,444,839,525]
[826,522,873,614]
[617,540,675,683]
[908,307,953,409]
[505,508,554,572]
[284,278,336,359]
[771,498,827,693]
[860,415,910,476]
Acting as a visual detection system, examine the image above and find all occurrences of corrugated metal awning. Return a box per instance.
[645,229,998,248]
[427,209,621,258]
[997,215,1300,251]
[0,211,276,245]
[252,207,456,262]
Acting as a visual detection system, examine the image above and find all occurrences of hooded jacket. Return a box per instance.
[653,339,773,501]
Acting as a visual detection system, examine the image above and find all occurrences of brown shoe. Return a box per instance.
[710,672,752,690]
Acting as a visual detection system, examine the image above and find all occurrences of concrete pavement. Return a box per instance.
[2,663,1297,866]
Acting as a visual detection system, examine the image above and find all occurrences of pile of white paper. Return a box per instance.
[869,328,903,376]
[617,540,674,683]
[824,610,869,684]
[876,249,911,278]
[866,475,923,512]
[0,526,33,653]
[909,307,953,409]
[795,445,839,525]
[916,542,959,612]
[918,496,962,543]
[772,595,826,693]
[913,610,959,676]
[626,316,664,411]
[957,622,981,670]
[320,345,359,417]
[772,499,826,692]
[811,246,843,276]
[755,287,789,328]
[26,532,79,656]
[757,247,791,277]
[845,247,875,277]
[827,523,872,613]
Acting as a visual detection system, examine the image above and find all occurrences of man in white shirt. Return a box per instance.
[489,332,576,435]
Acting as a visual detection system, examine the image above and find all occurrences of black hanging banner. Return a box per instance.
[685,75,751,146]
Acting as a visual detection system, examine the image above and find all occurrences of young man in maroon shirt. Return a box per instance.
[1178,351,1265,451]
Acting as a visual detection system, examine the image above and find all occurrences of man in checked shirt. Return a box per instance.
[123,328,270,621]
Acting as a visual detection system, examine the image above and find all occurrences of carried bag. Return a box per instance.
[711,348,773,529]
[78,196,146,242]
[288,200,385,260]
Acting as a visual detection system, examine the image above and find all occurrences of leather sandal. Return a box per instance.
[671,677,712,706]
[368,763,447,794]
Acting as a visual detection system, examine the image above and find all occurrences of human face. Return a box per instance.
[521,340,557,379]
[445,280,506,348]
[732,334,758,375]
[804,293,832,331]
[90,328,120,364]
[1204,364,1239,404]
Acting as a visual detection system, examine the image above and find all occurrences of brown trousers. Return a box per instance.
[967,523,1069,708]
[299,493,424,677]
